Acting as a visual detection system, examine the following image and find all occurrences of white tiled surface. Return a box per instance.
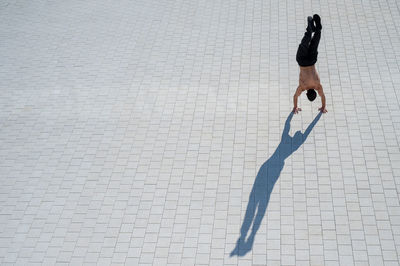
[1,0,400,265]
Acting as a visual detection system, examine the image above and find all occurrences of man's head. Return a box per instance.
[306,89,317,101]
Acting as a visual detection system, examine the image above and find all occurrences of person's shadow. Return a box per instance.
[230,111,322,257]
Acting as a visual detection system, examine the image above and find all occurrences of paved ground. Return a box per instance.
[1,0,400,265]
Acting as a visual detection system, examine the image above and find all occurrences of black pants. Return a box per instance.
[296,30,321,67]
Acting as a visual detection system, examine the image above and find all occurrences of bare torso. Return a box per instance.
[299,65,320,91]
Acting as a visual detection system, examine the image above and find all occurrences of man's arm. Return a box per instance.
[317,84,328,113]
[293,86,302,114]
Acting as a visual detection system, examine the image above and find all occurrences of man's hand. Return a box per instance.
[292,107,302,114]
[293,86,302,114]
[318,107,328,113]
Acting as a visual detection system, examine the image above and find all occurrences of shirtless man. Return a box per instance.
[293,14,327,114]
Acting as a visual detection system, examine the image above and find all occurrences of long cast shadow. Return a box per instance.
[230,111,322,257]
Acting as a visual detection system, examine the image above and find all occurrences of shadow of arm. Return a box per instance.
[282,112,294,139]
[303,112,322,140]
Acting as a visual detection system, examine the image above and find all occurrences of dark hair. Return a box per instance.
[306,89,317,101]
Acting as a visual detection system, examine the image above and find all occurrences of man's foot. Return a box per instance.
[307,16,316,32]
[313,14,322,30]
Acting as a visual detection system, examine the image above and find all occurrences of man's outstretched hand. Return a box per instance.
[292,107,302,114]
[318,107,328,113]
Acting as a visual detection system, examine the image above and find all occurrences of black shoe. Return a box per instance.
[313,14,322,30]
[307,16,316,32]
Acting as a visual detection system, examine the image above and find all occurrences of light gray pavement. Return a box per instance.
[1,0,400,265]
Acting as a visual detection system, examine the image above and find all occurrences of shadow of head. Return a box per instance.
[294,130,302,140]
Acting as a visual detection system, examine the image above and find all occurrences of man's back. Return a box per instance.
[299,65,320,90]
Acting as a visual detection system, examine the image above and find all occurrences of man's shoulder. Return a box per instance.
[314,83,323,90]
[296,85,305,93]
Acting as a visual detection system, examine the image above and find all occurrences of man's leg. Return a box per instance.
[296,16,315,66]
[309,14,322,54]
[296,31,311,65]
[299,30,312,48]
[308,30,321,55]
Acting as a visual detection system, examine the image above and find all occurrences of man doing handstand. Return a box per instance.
[293,14,327,114]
